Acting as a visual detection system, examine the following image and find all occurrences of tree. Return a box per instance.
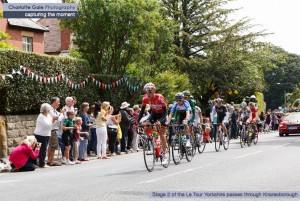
[162,0,268,105]
[0,10,13,49]
[264,52,300,109]
[61,0,174,75]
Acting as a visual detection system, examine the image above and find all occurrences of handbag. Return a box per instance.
[107,124,118,133]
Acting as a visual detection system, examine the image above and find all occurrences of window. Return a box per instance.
[22,36,33,52]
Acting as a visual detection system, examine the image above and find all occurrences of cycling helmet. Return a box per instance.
[175,92,184,100]
[144,82,156,93]
[241,102,247,108]
[182,90,191,96]
[215,98,223,103]
[250,95,257,102]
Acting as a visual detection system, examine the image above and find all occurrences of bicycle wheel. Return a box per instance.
[143,138,155,172]
[240,128,245,148]
[198,133,206,154]
[223,127,230,150]
[185,142,194,162]
[247,129,252,147]
[253,134,258,145]
[171,134,183,165]
[190,132,197,156]
[215,129,221,152]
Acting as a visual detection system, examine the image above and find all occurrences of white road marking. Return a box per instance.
[234,151,263,159]
[273,143,290,149]
[0,180,20,183]
[139,163,214,184]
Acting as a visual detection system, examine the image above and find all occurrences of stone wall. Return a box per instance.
[4,115,38,154]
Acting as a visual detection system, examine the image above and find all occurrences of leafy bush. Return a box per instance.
[0,49,139,114]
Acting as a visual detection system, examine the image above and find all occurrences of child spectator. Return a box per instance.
[62,111,75,165]
[73,117,89,164]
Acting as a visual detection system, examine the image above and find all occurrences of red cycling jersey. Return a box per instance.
[250,107,257,119]
[142,93,167,114]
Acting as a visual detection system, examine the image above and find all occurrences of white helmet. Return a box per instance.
[241,102,247,108]
[250,95,256,99]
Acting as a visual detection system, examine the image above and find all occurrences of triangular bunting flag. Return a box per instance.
[51,77,54,83]
[31,72,34,79]
[12,69,16,75]
[1,75,5,80]
[6,74,13,79]
[39,76,43,83]
[47,78,51,83]
[27,69,31,76]
[55,76,58,83]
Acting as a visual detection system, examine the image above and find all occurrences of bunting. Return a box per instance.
[2,66,143,92]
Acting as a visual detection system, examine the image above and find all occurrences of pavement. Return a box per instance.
[1,131,300,201]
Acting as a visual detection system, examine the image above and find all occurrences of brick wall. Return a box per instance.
[61,28,71,50]
[0,21,45,54]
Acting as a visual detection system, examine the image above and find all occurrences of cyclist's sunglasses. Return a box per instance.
[176,99,183,102]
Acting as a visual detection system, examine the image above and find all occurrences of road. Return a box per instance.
[1,131,300,201]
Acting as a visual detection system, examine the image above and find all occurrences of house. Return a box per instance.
[0,0,49,54]
[37,18,72,56]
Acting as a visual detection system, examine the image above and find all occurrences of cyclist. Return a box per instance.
[211,98,228,140]
[167,92,192,147]
[247,102,258,135]
[137,82,168,165]
[238,102,251,124]
[193,106,203,128]
[183,90,196,125]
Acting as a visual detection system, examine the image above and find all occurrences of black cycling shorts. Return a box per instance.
[176,110,187,124]
[147,112,167,126]
[62,132,72,146]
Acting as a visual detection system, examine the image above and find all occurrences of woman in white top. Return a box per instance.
[94,101,110,159]
[34,103,58,167]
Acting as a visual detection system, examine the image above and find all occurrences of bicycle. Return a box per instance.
[169,123,194,164]
[239,121,247,148]
[246,122,258,146]
[191,124,206,154]
[137,123,170,172]
[215,122,230,152]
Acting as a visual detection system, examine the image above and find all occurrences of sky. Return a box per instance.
[7,0,300,55]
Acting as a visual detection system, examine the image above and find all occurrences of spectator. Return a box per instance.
[78,102,92,161]
[265,109,271,133]
[61,111,75,165]
[47,97,65,166]
[9,138,40,172]
[63,96,75,161]
[259,111,265,133]
[126,107,134,152]
[131,105,140,152]
[34,103,58,168]
[87,105,97,156]
[119,102,131,153]
[73,117,89,164]
[95,101,110,159]
[231,107,238,139]
[106,106,121,156]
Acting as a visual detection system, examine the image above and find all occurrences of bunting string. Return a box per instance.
[1,66,143,93]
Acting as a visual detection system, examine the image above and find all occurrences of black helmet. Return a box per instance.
[175,92,184,100]
[182,90,191,97]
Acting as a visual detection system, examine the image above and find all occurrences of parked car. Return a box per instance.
[278,113,300,136]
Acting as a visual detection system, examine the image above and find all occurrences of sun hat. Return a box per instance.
[120,102,130,109]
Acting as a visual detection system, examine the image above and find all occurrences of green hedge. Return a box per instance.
[0,49,138,114]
